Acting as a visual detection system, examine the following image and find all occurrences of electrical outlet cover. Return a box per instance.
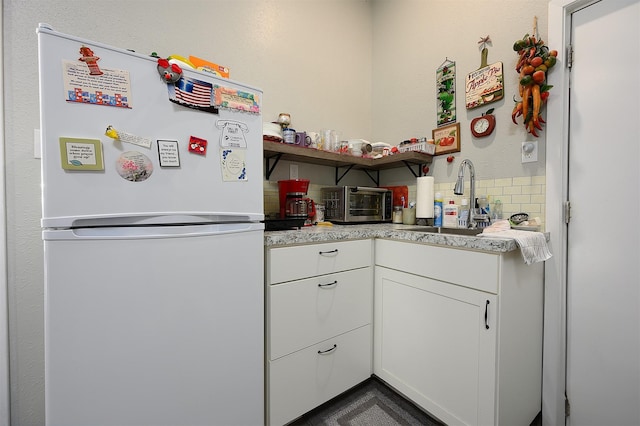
[521,141,538,163]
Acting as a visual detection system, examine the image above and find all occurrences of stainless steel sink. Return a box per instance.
[405,226,484,236]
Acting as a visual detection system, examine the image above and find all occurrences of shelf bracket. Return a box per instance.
[334,164,355,185]
[362,169,380,186]
[265,153,283,180]
[402,160,424,178]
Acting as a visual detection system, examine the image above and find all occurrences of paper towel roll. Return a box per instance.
[416,176,434,218]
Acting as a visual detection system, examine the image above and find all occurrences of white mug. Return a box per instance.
[283,128,296,144]
[306,132,319,149]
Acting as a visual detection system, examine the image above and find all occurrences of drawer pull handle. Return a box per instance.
[318,249,339,256]
[317,344,337,355]
[318,280,338,288]
[485,300,490,330]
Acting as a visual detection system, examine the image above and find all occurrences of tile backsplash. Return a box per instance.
[264,175,545,228]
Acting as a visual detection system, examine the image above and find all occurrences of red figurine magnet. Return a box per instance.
[78,46,103,76]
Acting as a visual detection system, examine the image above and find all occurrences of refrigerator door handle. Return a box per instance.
[43,222,264,241]
[42,212,263,229]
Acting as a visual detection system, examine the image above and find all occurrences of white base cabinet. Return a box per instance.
[269,325,371,426]
[266,240,373,425]
[374,239,543,426]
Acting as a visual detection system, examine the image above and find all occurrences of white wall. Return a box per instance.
[372,0,548,185]
[3,1,547,424]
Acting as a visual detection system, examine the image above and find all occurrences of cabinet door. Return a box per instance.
[374,266,497,426]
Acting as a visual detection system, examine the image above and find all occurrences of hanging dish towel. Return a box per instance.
[481,220,552,265]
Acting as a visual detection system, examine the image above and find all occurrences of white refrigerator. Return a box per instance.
[38,25,264,426]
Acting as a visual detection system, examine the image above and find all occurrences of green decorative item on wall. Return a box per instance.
[436,58,456,126]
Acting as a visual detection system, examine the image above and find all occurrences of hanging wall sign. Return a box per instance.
[436,59,456,126]
[465,62,504,109]
[465,36,503,109]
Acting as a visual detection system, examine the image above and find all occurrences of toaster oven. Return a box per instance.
[321,186,393,223]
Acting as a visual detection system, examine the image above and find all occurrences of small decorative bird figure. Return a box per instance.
[105,125,119,139]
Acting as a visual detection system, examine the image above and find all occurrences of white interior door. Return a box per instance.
[566,1,640,425]
[0,0,9,423]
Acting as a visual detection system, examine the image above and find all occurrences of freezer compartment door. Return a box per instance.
[44,226,264,426]
[38,28,263,228]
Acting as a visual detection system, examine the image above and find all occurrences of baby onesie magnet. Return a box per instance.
[78,46,103,76]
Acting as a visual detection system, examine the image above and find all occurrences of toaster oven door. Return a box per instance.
[347,188,390,222]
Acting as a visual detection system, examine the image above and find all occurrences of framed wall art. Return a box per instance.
[436,59,456,126]
[432,122,461,156]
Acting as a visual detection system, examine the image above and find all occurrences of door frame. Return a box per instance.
[545,1,599,425]
[0,0,10,424]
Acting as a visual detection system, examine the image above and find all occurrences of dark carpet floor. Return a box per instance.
[289,376,444,426]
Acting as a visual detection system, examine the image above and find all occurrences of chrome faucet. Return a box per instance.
[453,159,477,228]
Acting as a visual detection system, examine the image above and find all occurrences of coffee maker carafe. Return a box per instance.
[278,179,315,226]
[284,193,316,226]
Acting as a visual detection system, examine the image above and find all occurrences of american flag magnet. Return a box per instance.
[188,136,208,155]
[168,77,218,114]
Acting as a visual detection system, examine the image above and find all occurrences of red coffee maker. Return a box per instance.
[278,179,315,225]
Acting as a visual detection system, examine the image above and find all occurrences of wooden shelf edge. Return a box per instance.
[263,141,432,171]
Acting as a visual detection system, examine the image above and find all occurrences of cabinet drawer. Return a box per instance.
[267,239,372,284]
[375,239,499,294]
[268,267,372,360]
[268,325,372,426]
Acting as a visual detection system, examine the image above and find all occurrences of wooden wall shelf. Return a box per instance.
[263,141,433,185]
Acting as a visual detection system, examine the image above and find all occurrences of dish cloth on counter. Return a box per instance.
[481,220,552,265]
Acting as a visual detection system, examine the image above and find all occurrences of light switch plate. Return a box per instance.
[34,129,41,159]
[521,141,538,163]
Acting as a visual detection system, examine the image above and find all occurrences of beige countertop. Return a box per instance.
[264,223,524,253]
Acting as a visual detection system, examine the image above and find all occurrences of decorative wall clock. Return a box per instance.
[470,108,496,138]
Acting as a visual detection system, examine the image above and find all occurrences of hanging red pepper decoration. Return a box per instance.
[513,17,557,137]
